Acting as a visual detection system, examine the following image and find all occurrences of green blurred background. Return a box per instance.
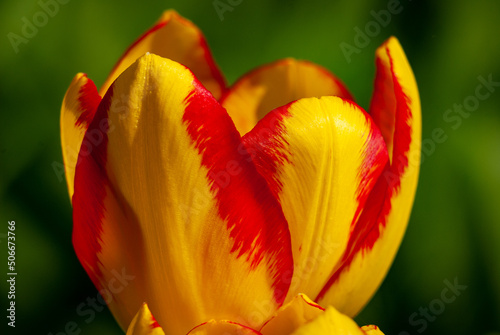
[1,0,499,334]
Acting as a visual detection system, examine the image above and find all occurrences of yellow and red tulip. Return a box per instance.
[60,10,420,335]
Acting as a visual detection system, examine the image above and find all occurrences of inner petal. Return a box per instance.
[221,58,354,135]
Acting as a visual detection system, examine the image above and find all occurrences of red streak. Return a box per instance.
[182,79,294,305]
[150,313,161,329]
[75,75,101,128]
[241,102,293,199]
[72,87,113,289]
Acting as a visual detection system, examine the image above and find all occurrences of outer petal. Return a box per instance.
[99,10,226,99]
[221,59,354,135]
[315,37,421,316]
[187,320,261,335]
[72,54,294,334]
[242,97,388,304]
[289,306,372,335]
[126,303,165,335]
[60,73,101,199]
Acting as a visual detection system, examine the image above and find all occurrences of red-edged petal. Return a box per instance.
[99,10,226,99]
[221,58,354,135]
[72,54,293,333]
[242,96,388,305]
[315,37,421,316]
[126,303,165,335]
[60,73,101,199]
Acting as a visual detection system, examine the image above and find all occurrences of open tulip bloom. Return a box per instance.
[60,10,421,335]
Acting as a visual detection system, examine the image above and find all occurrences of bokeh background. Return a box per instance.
[1,0,499,334]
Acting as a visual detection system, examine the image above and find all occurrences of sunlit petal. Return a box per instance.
[72,54,293,333]
[60,73,101,199]
[222,58,353,135]
[243,97,388,303]
[99,10,226,99]
[315,37,421,317]
[126,303,165,335]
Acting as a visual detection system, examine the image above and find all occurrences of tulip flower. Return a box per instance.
[60,10,420,335]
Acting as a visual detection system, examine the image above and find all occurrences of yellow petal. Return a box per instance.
[242,97,388,304]
[259,294,384,335]
[315,37,421,316]
[60,73,101,199]
[126,303,165,335]
[187,320,260,335]
[72,54,294,334]
[260,294,324,335]
[289,306,368,335]
[361,325,385,335]
[100,10,226,99]
[222,58,354,135]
